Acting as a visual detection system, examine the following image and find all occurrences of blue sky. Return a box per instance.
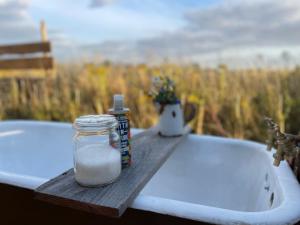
[1,0,300,67]
[28,0,219,43]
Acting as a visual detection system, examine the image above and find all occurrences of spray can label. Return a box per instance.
[115,113,131,167]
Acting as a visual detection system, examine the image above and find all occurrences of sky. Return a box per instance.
[1,0,300,67]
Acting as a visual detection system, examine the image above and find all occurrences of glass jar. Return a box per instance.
[73,115,121,187]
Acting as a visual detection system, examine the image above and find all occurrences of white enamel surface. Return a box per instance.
[0,121,73,188]
[158,104,184,136]
[0,121,299,225]
[133,135,300,225]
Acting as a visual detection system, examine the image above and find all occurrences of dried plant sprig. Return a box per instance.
[148,76,180,104]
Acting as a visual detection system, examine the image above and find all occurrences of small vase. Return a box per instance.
[157,103,184,136]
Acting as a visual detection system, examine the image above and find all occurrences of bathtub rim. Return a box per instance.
[132,134,300,224]
[0,120,299,225]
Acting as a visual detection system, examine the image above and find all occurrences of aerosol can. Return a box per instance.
[109,94,131,168]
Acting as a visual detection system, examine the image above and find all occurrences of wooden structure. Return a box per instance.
[36,127,190,218]
[0,21,54,70]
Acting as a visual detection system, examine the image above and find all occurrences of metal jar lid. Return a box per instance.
[73,114,118,133]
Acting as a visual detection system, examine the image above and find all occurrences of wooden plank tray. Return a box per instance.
[35,127,190,217]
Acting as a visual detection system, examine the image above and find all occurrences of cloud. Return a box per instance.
[3,0,300,67]
[0,0,39,43]
[83,0,300,66]
[182,0,300,50]
[89,0,116,8]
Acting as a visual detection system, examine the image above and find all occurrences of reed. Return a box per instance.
[1,63,300,142]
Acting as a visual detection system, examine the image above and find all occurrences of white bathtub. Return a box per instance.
[0,121,299,225]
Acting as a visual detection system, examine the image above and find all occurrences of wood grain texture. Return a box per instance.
[0,57,53,70]
[35,127,190,218]
[0,42,51,55]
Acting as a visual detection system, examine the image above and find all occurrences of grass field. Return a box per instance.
[0,63,300,143]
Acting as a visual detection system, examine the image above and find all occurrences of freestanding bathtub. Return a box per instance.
[0,120,299,225]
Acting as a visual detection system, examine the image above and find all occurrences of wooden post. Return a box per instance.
[40,20,48,42]
[40,20,53,76]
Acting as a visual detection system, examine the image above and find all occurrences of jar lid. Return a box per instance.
[73,115,118,132]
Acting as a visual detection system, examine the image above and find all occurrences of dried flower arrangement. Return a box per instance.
[148,76,180,105]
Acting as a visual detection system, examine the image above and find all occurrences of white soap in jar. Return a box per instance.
[74,143,121,187]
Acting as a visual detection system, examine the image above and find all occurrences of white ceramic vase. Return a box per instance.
[157,103,184,136]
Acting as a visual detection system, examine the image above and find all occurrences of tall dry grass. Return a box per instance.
[0,63,300,143]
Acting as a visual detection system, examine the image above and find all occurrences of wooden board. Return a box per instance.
[0,57,53,70]
[35,127,190,217]
[0,42,51,55]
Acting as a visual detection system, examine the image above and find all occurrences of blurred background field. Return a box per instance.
[2,0,300,144]
[1,63,300,143]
